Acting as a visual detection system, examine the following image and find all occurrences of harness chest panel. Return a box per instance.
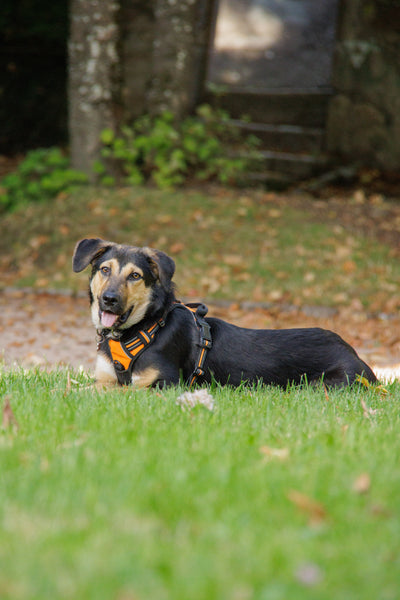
[98,303,212,387]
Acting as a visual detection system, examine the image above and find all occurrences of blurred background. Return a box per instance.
[1,0,400,375]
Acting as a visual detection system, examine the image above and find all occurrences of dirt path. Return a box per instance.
[1,288,399,382]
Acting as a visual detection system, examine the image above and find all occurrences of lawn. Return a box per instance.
[1,368,399,600]
[1,184,400,598]
[1,185,400,312]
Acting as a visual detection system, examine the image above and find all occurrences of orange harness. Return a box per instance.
[98,302,212,387]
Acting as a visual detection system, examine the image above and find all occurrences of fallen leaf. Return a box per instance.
[155,214,173,224]
[304,271,316,283]
[259,446,289,461]
[356,375,371,388]
[360,398,380,419]
[323,384,330,402]
[176,390,215,411]
[268,208,282,218]
[267,289,284,302]
[29,235,49,250]
[341,424,349,436]
[295,562,324,587]
[342,260,357,274]
[370,503,392,518]
[35,278,49,287]
[2,396,19,431]
[223,254,245,267]
[64,372,72,397]
[169,242,185,254]
[288,490,327,525]
[352,472,371,494]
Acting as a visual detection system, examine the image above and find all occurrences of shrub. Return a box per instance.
[0,147,88,212]
[97,104,260,189]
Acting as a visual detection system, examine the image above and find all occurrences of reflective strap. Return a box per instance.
[108,339,133,371]
[108,320,164,373]
[105,306,212,387]
[186,304,212,387]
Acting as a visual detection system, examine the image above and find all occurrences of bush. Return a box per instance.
[0,147,88,212]
[96,105,261,189]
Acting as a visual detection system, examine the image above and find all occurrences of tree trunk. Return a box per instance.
[68,0,215,173]
[147,0,214,117]
[68,0,120,176]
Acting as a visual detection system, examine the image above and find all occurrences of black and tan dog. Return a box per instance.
[73,238,377,389]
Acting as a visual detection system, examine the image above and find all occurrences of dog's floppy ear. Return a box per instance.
[143,248,175,290]
[72,238,112,272]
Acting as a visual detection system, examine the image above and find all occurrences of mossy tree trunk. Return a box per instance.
[68,0,214,176]
[68,0,120,177]
[147,0,214,118]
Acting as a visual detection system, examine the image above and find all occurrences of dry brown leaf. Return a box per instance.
[352,472,371,494]
[223,254,245,267]
[29,235,49,250]
[360,398,380,418]
[259,445,289,461]
[2,396,19,431]
[155,214,173,224]
[64,371,72,397]
[288,490,327,525]
[323,384,330,402]
[58,224,70,235]
[169,242,185,254]
[342,260,357,274]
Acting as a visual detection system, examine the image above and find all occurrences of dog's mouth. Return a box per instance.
[100,306,133,329]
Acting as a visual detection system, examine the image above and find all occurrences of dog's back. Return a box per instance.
[203,320,376,387]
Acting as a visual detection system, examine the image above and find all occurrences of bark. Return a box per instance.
[68,0,215,173]
[68,0,120,176]
[147,0,214,117]
[119,1,156,122]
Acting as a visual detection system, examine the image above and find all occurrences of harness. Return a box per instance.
[97,302,212,387]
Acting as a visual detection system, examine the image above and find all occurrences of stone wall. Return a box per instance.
[327,0,400,171]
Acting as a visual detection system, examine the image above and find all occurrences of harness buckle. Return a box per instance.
[198,322,212,348]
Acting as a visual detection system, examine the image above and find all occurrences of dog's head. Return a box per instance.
[73,238,175,331]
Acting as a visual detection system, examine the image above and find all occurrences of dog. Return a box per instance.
[73,238,377,389]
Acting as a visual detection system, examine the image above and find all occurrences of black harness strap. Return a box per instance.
[185,303,213,387]
[98,302,212,386]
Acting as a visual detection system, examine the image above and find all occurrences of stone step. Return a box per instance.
[229,119,325,154]
[257,149,329,177]
[234,149,330,187]
[204,87,332,185]
[204,87,332,127]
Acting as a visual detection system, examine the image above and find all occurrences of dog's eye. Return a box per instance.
[100,266,111,275]
[128,272,141,282]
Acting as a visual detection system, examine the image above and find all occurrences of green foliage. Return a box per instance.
[98,105,261,189]
[0,147,88,212]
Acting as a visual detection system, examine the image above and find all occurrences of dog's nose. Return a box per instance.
[102,291,120,308]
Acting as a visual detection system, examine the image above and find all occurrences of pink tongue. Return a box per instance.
[101,311,118,328]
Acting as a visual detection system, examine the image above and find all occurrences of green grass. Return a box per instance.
[1,185,400,310]
[1,368,400,599]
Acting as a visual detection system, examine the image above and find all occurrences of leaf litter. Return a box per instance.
[1,189,400,376]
